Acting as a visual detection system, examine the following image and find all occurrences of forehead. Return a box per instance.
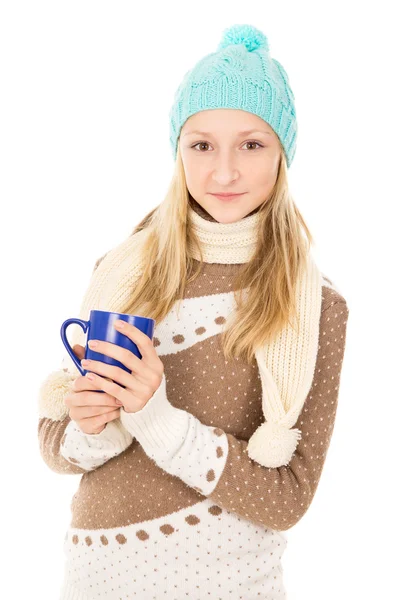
[181,109,274,137]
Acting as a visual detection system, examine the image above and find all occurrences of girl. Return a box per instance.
[38,23,349,600]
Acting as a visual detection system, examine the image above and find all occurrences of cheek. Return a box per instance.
[252,160,278,187]
[250,171,273,192]
[184,160,209,190]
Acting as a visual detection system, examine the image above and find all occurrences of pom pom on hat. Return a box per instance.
[217,24,270,53]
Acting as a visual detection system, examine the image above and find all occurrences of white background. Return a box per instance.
[1,1,397,598]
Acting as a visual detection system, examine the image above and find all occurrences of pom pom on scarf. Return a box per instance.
[247,420,302,468]
[37,369,76,421]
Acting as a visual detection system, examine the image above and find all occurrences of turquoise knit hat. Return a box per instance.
[169,24,297,168]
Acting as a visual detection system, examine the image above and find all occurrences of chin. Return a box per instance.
[215,215,242,224]
[211,207,253,224]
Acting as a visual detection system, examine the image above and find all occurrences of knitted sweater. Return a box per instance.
[38,201,349,600]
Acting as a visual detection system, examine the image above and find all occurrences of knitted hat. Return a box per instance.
[169,23,298,168]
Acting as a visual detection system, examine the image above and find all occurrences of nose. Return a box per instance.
[211,150,239,185]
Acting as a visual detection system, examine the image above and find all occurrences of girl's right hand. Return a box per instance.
[64,344,122,435]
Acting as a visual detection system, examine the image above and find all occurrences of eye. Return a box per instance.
[242,141,263,150]
[191,140,264,152]
[191,142,212,152]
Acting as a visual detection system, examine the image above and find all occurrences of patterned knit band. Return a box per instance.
[169,23,298,168]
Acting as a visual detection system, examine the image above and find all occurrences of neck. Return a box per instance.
[187,197,261,264]
[189,197,262,222]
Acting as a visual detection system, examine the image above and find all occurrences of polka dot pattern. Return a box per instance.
[59,420,133,472]
[61,499,288,599]
[208,293,349,531]
[39,248,348,598]
[38,417,87,475]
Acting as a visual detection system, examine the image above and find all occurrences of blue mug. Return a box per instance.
[60,310,155,393]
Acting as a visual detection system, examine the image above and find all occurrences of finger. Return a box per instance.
[113,321,154,362]
[83,366,151,404]
[76,408,121,435]
[65,389,121,408]
[81,360,139,391]
[82,408,121,429]
[72,375,109,394]
[88,338,143,375]
[70,404,119,421]
[89,337,157,381]
[72,344,86,360]
[85,372,150,412]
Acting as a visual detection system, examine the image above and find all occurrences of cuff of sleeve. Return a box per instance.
[76,418,133,451]
[119,373,190,456]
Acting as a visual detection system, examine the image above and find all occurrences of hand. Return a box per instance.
[79,320,164,414]
[63,344,122,435]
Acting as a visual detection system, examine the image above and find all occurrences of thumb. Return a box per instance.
[72,344,86,360]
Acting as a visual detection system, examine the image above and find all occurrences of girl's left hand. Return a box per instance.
[80,320,164,414]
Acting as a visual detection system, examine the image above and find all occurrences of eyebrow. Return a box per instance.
[182,129,272,138]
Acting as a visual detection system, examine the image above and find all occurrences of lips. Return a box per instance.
[209,192,246,201]
[210,192,245,197]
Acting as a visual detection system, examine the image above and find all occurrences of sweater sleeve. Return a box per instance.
[119,299,349,532]
[37,250,133,474]
[38,415,133,474]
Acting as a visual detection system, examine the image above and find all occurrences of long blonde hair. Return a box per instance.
[122,141,314,365]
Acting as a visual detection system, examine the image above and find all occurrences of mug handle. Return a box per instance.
[60,318,89,377]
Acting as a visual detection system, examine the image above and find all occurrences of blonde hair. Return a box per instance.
[122,140,314,365]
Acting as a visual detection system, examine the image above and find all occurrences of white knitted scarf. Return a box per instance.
[38,205,323,468]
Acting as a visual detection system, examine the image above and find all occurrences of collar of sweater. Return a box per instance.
[187,200,261,264]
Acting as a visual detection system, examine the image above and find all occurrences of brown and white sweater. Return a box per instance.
[38,202,349,600]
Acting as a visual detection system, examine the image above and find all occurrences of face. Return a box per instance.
[179,109,282,224]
